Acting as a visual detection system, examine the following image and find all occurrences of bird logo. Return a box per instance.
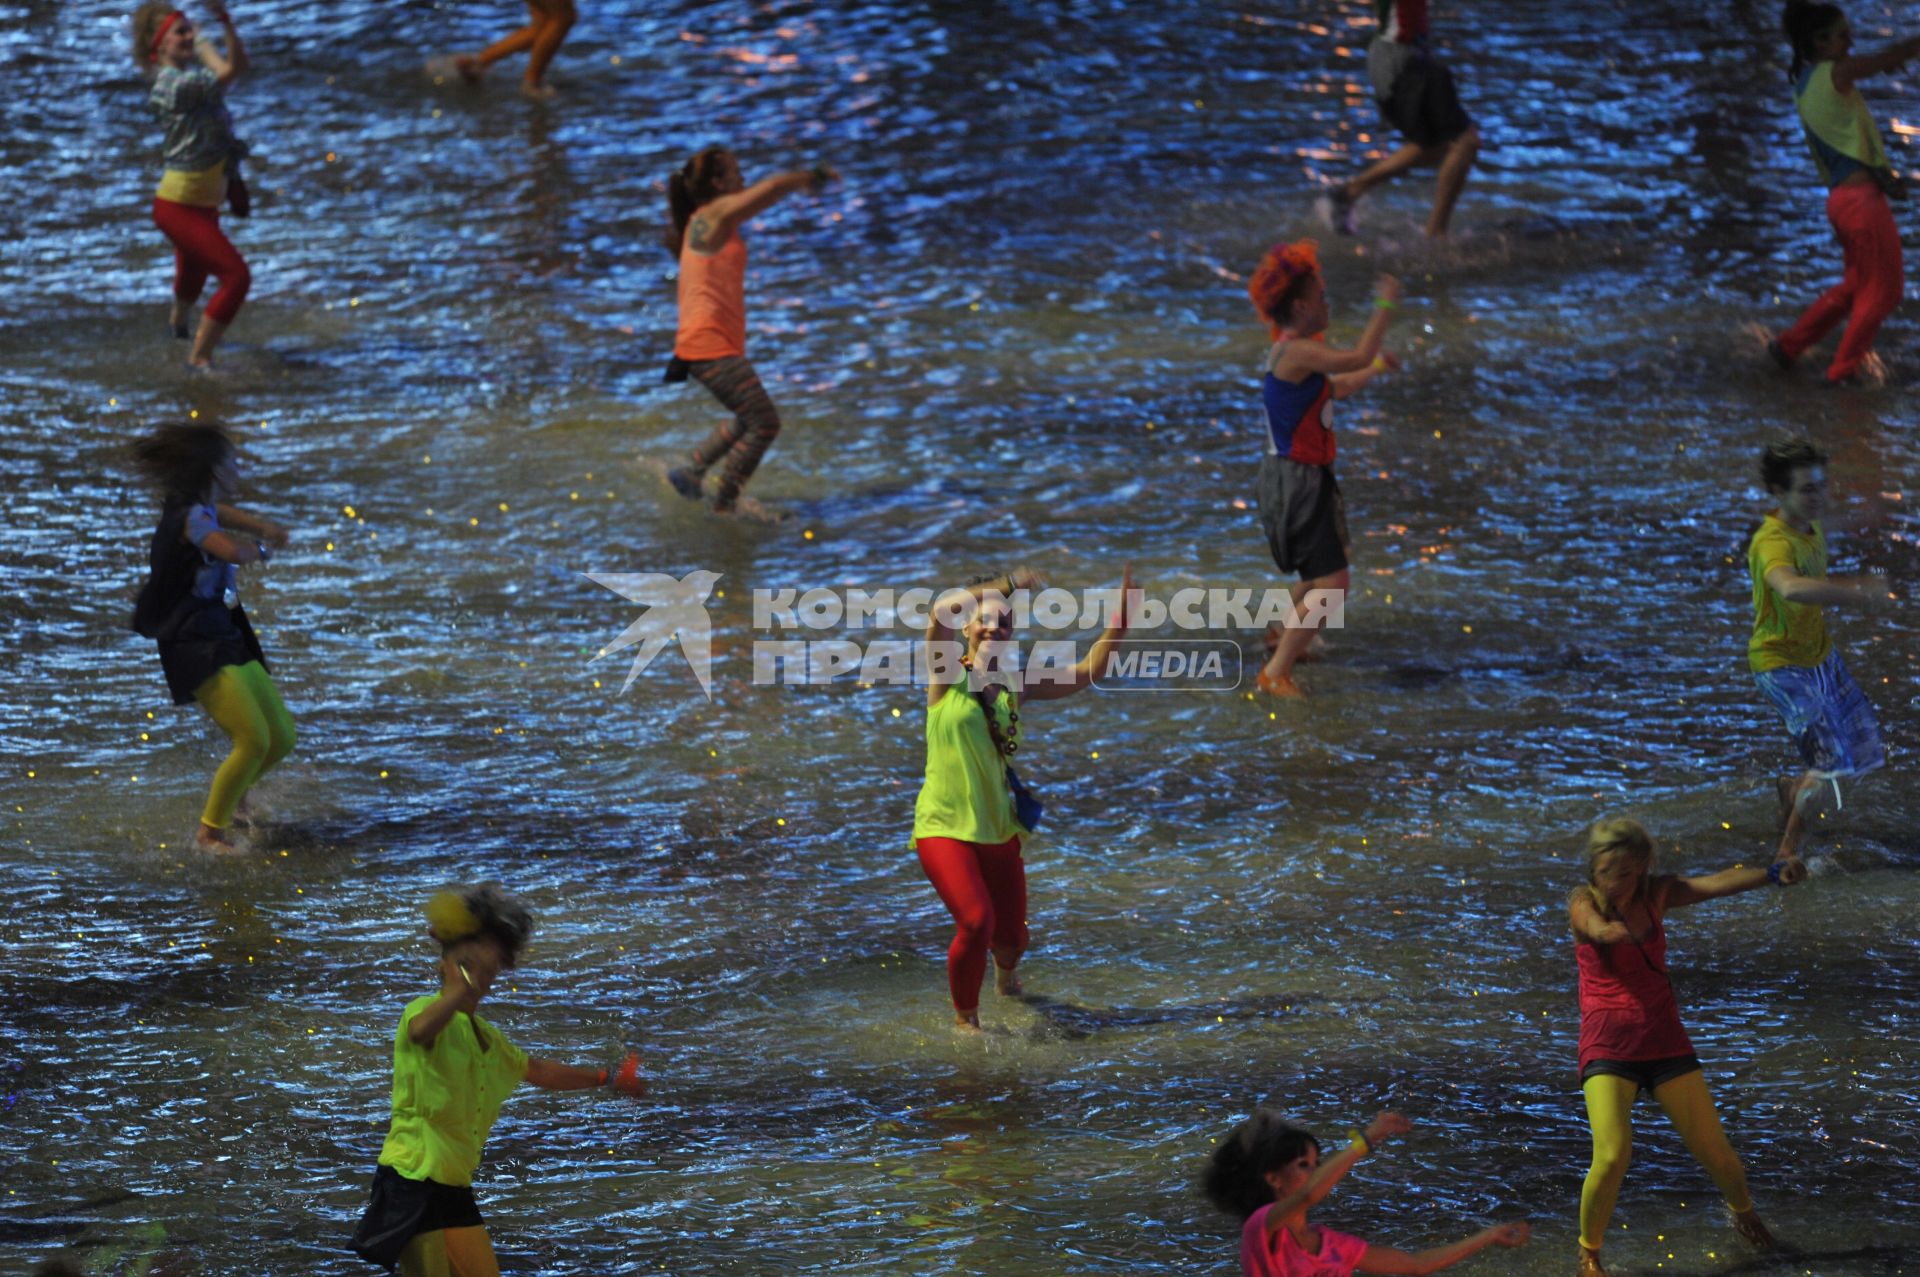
[584,569,722,698]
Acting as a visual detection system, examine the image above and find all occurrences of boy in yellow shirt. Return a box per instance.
[1749,441,1894,853]
[350,884,642,1274]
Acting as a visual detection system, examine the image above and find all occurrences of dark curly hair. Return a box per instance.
[664,144,734,254]
[426,882,536,969]
[130,422,235,507]
[1201,1110,1321,1221]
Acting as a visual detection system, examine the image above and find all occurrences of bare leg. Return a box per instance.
[993,950,1023,997]
[1260,568,1349,695]
[188,315,228,368]
[1424,124,1480,238]
[523,0,576,93]
[1777,770,1820,857]
[1344,142,1438,203]
[461,6,542,79]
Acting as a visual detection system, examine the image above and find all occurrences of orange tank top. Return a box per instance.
[675,226,748,360]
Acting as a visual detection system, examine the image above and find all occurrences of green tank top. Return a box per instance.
[911,681,1026,845]
[1796,62,1891,187]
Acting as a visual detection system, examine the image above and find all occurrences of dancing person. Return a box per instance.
[1322,0,1481,239]
[350,884,644,1274]
[130,423,292,854]
[661,146,837,517]
[133,1,252,369]
[1766,3,1920,384]
[1569,817,1807,1277]
[449,0,577,99]
[1245,241,1398,698]
[1749,440,1893,853]
[911,566,1132,1030]
[1203,1108,1531,1276]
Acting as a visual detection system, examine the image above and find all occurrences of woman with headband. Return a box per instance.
[132,2,252,370]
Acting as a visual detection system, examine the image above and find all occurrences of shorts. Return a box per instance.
[1257,454,1350,581]
[349,1165,485,1269]
[1754,651,1885,779]
[1368,38,1473,150]
[1581,1054,1702,1092]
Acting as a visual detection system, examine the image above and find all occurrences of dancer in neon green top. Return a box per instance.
[912,566,1133,1030]
[351,884,644,1274]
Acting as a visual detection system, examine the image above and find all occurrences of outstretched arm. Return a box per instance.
[1357,1223,1531,1275]
[1265,1112,1412,1238]
[1763,565,1896,610]
[527,1052,646,1095]
[215,504,288,544]
[1833,34,1920,95]
[1274,275,1402,379]
[1021,565,1133,702]
[690,166,836,251]
[1665,857,1806,909]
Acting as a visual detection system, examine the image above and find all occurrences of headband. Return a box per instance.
[148,10,185,62]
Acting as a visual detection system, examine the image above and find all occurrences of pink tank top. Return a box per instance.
[1575,892,1694,1075]
[675,226,747,360]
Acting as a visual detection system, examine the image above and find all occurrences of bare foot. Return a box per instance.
[1257,669,1304,698]
[194,823,245,855]
[714,494,790,524]
[520,79,557,101]
[453,54,485,84]
[994,965,1023,998]
[953,1010,984,1032]
[1730,1208,1775,1251]
[1577,1246,1607,1277]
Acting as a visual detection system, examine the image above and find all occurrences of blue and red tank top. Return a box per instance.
[1262,338,1336,466]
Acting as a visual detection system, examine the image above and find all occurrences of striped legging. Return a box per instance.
[685,355,783,510]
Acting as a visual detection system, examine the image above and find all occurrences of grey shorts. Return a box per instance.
[1256,455,1350,581]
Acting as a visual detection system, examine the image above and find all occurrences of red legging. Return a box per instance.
[153,197,251,325]
[915,835,1028,1013]
[1777,180,1905,382]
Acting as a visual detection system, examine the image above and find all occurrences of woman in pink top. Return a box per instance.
[1568,817,1806,1277]
[661,145,836,516]
[1203,1109,1529,1276]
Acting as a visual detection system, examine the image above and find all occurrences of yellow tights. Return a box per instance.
[1579,1070,1755,1252]
[191,660,294,830]
[400,1226,501,1277]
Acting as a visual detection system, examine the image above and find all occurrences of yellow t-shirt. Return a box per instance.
[910,682,1026,845]
[156,159,227,208]
[376,995,529,1188]
[1748,513,1831,673]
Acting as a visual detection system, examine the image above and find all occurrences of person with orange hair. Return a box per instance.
[1245,242,1400,697]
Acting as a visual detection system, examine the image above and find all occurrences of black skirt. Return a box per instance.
[156,602,267,706]
[349,1165,485,1269]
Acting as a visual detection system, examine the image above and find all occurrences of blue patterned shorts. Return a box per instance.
[1754,652,1885,778]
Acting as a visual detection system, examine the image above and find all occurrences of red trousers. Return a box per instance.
[1777,180,1905,382]
[153,198,251,325]
[915,835,1027,1013]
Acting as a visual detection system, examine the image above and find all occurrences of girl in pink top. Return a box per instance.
[1203,1109,1529,1276]
[1568,818,1806,1277]
[660,145,837,516]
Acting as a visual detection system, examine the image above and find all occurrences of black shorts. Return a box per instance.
[349,1166,484,1270]
[1257,455,1350,581]
[1580,1054,1702,1092]
[1376,47,1473,150]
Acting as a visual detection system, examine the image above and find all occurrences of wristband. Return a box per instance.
[1348,1127,1371,1155]
[1766,860,1785,885]
[1370,356,1388,372]
[597,1067,609,1086]
[1373,297,1398,311]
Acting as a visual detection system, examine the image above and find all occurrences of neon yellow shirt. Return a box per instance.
[911,681,1026,845]
[376,995,529,1188]
[157,159,226,208]
[1795,62,1891,187]
[1748,513,1832,673]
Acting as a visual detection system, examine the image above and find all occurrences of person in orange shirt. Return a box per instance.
[662,146,837,516]
[1748,440,1895,852]
[451,0,576,100]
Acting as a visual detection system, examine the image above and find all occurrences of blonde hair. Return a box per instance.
[131,2,179,68]
[1569,816,1655,919]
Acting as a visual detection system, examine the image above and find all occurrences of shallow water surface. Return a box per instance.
[2,0,1918,1273]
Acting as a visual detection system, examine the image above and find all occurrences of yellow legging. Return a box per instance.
[400,1226,501,1277]
[191,660,295,830]
[1579,1070,1755,1252]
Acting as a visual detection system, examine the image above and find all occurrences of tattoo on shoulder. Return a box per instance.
[689,216,711,251]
